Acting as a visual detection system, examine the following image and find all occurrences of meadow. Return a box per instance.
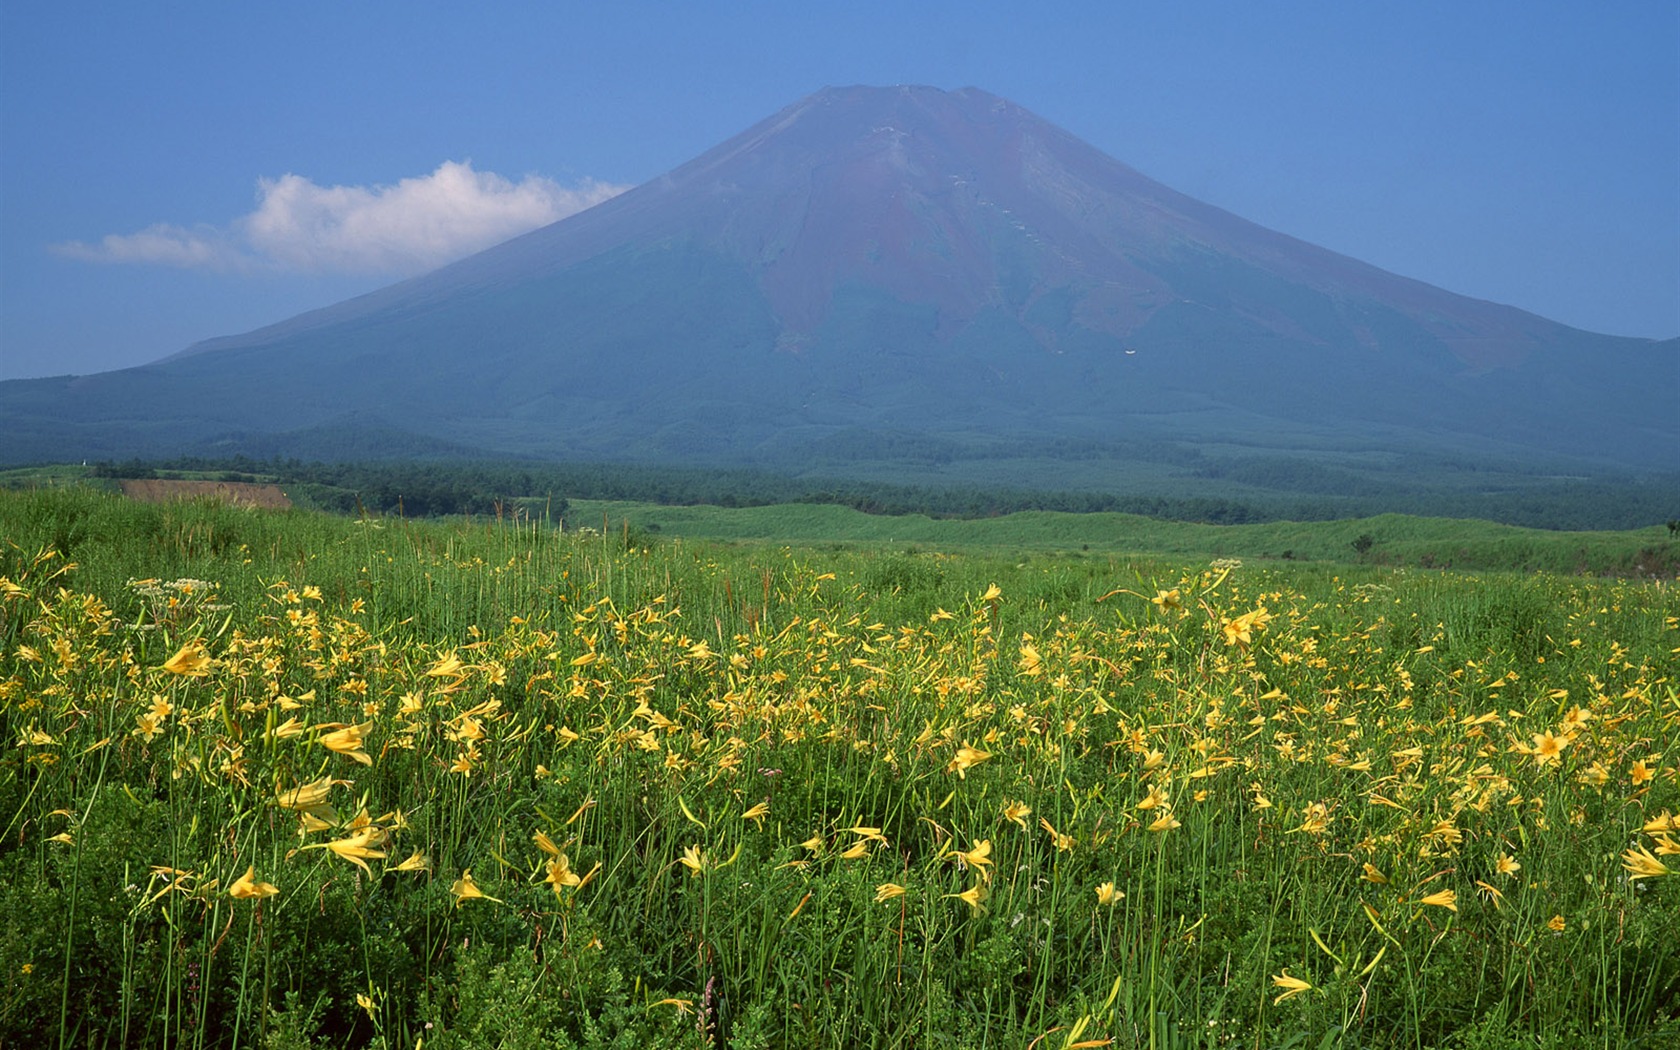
[1,487,1676,1048]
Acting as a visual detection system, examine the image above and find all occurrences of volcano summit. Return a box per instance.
[3,85,1674,471]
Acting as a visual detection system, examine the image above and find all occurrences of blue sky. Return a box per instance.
[2,1,1675,380]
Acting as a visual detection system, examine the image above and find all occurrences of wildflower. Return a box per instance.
[840,840,871,860]
[1530,731,1568,767]
[1292,802,1330,836]
[1361,863,1389,885]
[426,651,465,678]
[132,714,164,743]
[1136,784,1168,811]
[1271,971,1314,1004]
[450,869,501,905]
[533,830,561,857]
[1221,607,1271,648]
[742,801,770,827]
[1096,881,1123,906]
[1496,854,1521,877]
[799,835,825,853]
[947,881,988,915]
[161,643,212,676]
[309,827,387,875]
[1547,914,1566,932]
[952,840,993,880]
[948,744,991,778]
[1419,889,1457,912]
[271,716,308,741]
[1018,643,1042,676]
[875,882,907,903]
[680,845,708,876]
[1630,760,1655,786]
[1622,846,1672,881]
[1003,800,1032,830]
[356,992,377,1021]
[1151,589,1182,613]
[228,866,278,900]
[391,849,429,872]
[317,723,373,766]
[1148,810,1181,834]
[545,854,582,892]
[1475,880,1504,909]
[1040,818,1074,851]
[1638,808,1679,831]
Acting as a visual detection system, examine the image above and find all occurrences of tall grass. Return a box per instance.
[1,488,1676,1048]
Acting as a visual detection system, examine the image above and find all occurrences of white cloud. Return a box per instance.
[53,161,629,275]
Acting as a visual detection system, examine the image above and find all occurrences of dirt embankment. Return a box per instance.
[118,479,292,509]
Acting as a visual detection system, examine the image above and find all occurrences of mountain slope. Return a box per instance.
[3,85,1674,470]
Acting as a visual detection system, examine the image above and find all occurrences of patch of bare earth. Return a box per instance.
[119,479,292,509]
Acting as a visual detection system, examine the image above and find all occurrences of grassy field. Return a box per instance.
[1,487,1677,1048]
[561,499,1680,578]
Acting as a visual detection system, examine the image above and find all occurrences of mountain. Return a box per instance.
[3,85,1675,475]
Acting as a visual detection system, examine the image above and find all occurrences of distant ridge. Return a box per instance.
[2,85,1674,472]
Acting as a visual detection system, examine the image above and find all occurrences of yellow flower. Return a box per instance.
[271,716,308,741]
[545,854,582,892]
[952,839,993,881]
[1361,863,1389,885]
[1221,607,1271,648]
[317,723,373,766]
[227,865,278,900]
[533,830,561,857]
[839,840,871,860]
[1419,888,1457,912]
[1151,588,1182,612]
[742,801,770,826]
[874,882,907,903]
[309,827,387,875]
[947,744,991,778]
[1530,731,1568,767]
[1630,760,1655,785]
[1475,880,1504,909]
[1271,970,1314,1004]
[1547,914,1566,932]
[355,992,377,1021]
[391,849,429,872]
[1622,845,1672,881]
[1039,818,1074,851]
[978,584,1002,603]
[161,643,212,676]
[947,881,988,915]
[426,651,465,678]
[1003,801,1032,830]
[1096,881,1123,906]
[1147,810,1181,834]
[680,845,708,876]
[1496,853,1521,877]
[1136,784,1168,811]
[450,869,501,905]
